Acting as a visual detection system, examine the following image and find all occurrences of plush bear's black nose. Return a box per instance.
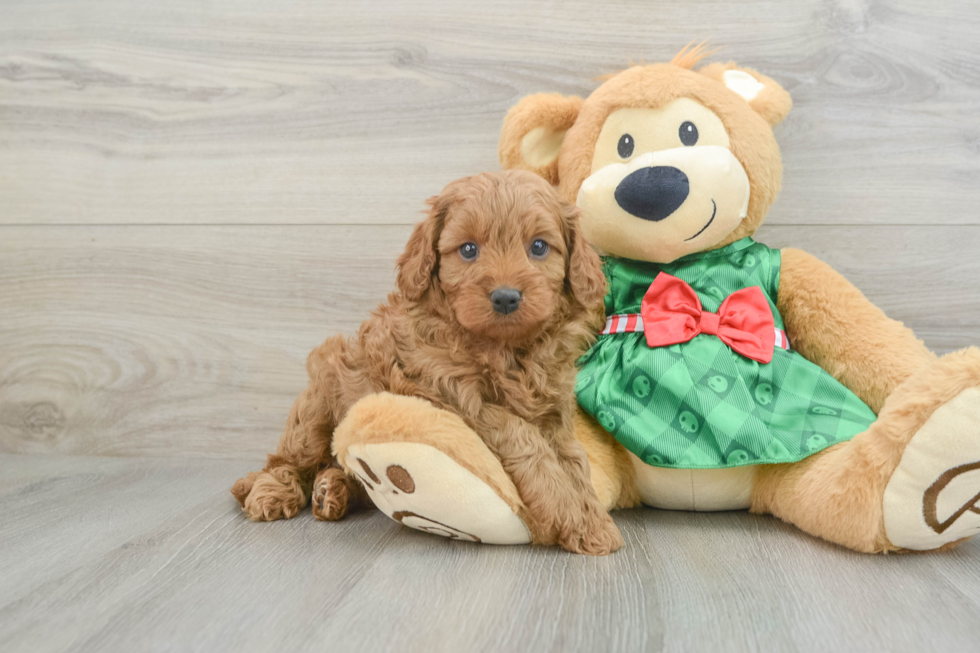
[614,166,690,222]
[490,287,522,315]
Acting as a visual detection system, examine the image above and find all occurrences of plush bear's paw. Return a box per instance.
[884,387,980,551]
[343,442,531,545]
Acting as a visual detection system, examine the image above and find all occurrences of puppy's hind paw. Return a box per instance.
[312,468,353,521]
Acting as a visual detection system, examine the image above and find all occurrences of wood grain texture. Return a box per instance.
[1,224,977,459]
[3,3,979,651]
[2,0,979,225]
[0,225,404,458]
[0,453,978,653]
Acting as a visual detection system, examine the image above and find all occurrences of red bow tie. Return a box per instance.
[640,273,776,364]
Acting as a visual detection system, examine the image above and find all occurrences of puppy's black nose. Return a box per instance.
[490,287,522,315]
[614,166,690,222]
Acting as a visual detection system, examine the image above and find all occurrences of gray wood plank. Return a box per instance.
[0,225,404,458]
[0,454,978,653]
[0,455,252,609]
[3,2,979,651]
[2,0,978,226]
[1,224,977,459]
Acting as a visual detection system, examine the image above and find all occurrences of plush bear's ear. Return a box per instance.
[698,62,792,127]
[499,93,583,185]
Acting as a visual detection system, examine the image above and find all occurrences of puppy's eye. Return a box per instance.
[617,134,634,159]
[459,242,479,260]
[529,239,550,259]
[679,121,699,146]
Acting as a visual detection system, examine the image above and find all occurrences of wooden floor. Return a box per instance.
[2,0,980,651]
[2,453,978,653]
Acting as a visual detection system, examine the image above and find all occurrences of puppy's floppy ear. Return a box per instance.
[562,202,606,309]
[396,192,452,301]
[499,93,583,185]
[698,62,793,127]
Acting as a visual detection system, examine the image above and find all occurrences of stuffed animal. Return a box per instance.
[334,44,980,553]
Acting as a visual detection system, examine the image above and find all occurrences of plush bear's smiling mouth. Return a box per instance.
[685,200,717,242]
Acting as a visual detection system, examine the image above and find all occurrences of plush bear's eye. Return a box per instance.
[617,134,634,158]
[459,242,479,260]
[679,121,699,146]
[529,239,550,259]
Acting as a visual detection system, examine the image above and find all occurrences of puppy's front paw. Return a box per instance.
[238,468,307,521]
[231,471,260,508]
[243,487,304,521]
[557,512,624,556]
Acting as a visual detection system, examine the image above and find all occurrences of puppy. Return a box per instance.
[231,170,623,555]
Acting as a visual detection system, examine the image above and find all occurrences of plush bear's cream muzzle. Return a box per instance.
[576,146,750,264]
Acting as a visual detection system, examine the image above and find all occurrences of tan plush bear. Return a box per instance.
[334,45,980,554]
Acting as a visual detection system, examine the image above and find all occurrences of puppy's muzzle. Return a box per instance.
[490,287,522,315]
[614,166,690,222]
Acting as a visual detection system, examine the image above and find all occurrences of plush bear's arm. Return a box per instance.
[777,248,937,414]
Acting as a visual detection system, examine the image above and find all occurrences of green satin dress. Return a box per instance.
[576,237,877,469]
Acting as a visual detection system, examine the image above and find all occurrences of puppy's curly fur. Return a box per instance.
[231,170,623,555]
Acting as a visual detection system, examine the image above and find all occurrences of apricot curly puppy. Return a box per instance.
[231,171,623,555]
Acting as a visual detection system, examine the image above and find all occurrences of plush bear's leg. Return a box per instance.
[574,409,642,510]
[751,348,980,553]
[333,393,533,545]
[332,395,640,546]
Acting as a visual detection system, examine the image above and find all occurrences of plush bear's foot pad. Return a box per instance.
[345,442,531,545]
[884,387,980,550]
